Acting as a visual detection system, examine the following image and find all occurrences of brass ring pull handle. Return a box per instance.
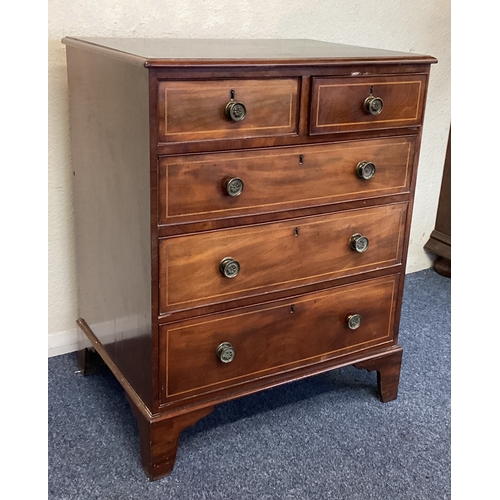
[364,95,384,115]
[225,90,246,121]
[216,342,236,363]
[356,161,376,180]
[225,100,246,121]
[219,257,240,278]
[346,313,362,330]
[223,176,244,197]
[349,233,369,253]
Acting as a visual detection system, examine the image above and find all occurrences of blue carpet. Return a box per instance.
[48,268,450,499]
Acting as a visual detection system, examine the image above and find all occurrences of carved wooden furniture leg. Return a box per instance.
[354,347,403,402]
[131,405,215,480]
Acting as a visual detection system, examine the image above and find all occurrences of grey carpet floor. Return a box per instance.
[48,268,450,499]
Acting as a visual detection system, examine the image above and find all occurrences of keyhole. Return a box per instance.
[369,85,374,95]
[230,89,235,99]
[290,305,295,313]
[299,155,303,165]
[294,227,300,237]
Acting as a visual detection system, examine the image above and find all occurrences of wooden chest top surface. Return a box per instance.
[62,37,437,66]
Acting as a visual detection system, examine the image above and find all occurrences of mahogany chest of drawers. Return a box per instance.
[62,37,436,480]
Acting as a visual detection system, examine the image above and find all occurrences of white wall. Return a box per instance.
[48,0,451,356]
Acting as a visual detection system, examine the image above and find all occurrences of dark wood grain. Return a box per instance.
[132,405,214,480]
[157,78,299,142]
[158,137,415,225]
[310,74,427,134]
[156,192,411,238]
[159,203,407,313]
[354,346,403,402]
[62,37,437,67]
[66,45,153,409]
[163,275,398,401]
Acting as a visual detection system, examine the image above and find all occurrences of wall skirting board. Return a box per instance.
[48,329,79,357]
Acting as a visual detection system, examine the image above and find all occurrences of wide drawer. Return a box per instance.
[158,136,415,225]
[157,78,299,143]
[161,274,399,401]
[309,74,427,135]
[158,203,406,314]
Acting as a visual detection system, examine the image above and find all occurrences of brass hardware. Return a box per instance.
[346,313,362,330]
[356,161,376,180]
[223,177,244,197]
[216,342,235,363]
[364,93,384,115]
[219,257,240,278]
[225,89,246,121]
[349,233,369,253]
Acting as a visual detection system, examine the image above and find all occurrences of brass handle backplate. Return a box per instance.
[356,161,376,180]
[349,233,369,253]
[364,95,384,115]
[219,257,240,278]
[216,342,235,363]
[346,314,362,330]
[223,177,244,197]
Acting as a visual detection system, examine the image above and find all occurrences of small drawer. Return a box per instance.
[158,136,415,225]
[158,203,406,314]
[157,78,299,143]
[161,274,398,401]
[309,74,427,135]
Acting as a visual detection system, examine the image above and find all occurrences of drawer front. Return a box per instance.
[159,137,415,225]
[159,203,406,313]
[157,79,299,142]
[161,275,398,401]
[310,75,427,135]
